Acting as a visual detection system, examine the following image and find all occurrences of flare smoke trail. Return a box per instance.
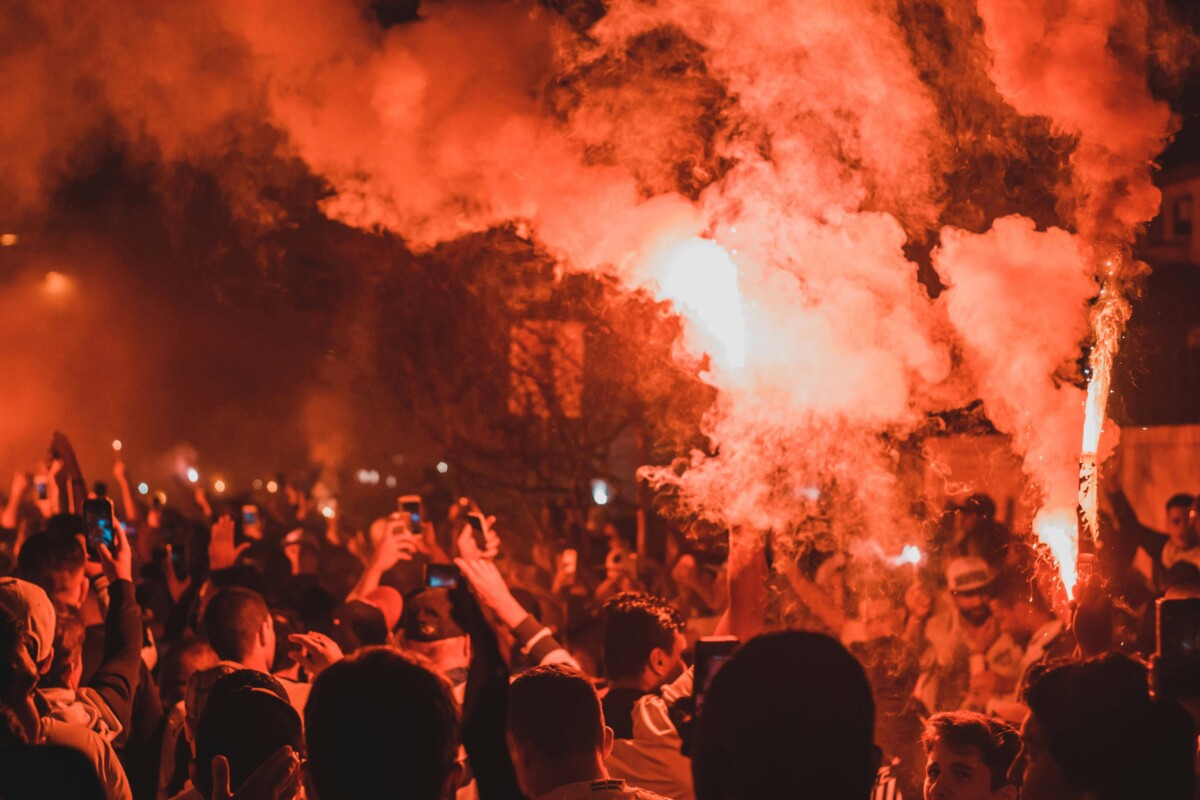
[0,0,1185,570]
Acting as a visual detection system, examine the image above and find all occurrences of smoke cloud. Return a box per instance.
[0,0,1186,563]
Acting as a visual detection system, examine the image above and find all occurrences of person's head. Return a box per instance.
[1018,654,1196,800]
[45,603,85,692]
[507,664,611,797]
[954,495,996,536]
[601,592,685,690]
[989,575,1055,640]
[16,527,88,610]
[0,605,41,743]
[305,647,461,800]
[328,601,389,656]
[193,685,304,800]
[160,637,220,709]
[0,577,56,675]
[946,557,993,626]
[202,587,275,672]
[692,631,878,800]
[922,712,1019,800]
[1165,494,1195,547]
[402,589,469,678]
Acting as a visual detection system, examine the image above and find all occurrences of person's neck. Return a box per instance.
[239,651,272,674]
[607,677,654,693]
[531,754,609,798]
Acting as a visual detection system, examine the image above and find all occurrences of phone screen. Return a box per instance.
[425,564,460,589]
[83,498,116,560]
[35,479,48,500]
[467,514,488,551]
[402,500,422,526]
[694,636,739,712]
[242,506,259,527]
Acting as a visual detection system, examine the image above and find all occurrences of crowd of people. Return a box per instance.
[0,438,1198,800]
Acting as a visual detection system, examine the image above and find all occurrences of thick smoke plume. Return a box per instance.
[0,0,1185,566]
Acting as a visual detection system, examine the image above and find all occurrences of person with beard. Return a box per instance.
[915,558,1021,713]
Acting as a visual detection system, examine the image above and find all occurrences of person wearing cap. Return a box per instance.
[914,557,1021,713]
[402,588,471,701]
[936,495,1012,574]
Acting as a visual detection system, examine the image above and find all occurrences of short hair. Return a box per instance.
[202,587,270,662]
[508,664,603,760]
[0,604,31,699]
[1165,493,1194,513]
[921,712,1019,790]
[601,592,684,681]
[17,530,85,595]
[194,686,304,800]
[305,647,460,800]
[1024,654,1196,800]
[45,603,86,689]
[692,631,877,800]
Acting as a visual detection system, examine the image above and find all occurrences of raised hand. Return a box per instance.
[208,515,248,571]
[211,746,301,800]
[97,521,133,583]
[456,516,500,560]
[454,557,526,628]
[287,631,345,677]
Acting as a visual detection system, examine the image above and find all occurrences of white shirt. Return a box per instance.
[605,670,694,800]
[537,778,674,800]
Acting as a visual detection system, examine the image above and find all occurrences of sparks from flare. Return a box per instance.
[1033,507,1079,600]
[652,238,747,372]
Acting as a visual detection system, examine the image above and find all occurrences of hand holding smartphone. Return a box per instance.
[83,497,118,562]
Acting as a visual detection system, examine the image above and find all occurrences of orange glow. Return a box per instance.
[651,237,747,371]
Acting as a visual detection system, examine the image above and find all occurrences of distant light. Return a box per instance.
[321,505,335,519]
[111,439,123,452]
[186,467,199,483]
[213,479,226,493]
[137,482,149,495]
[252,479,263,490]
[385,475,397,488]
[266,480,279,494]
[436,461,449,474]
[43,271,72,296]
[591,479,610,506]
[0,233,17,247]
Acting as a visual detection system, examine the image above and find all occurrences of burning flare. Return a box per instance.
[1033,507,1079,599]
[651,237,748,372]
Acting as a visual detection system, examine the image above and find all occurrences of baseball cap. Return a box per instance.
[946,556,994,594]
[402,589,465,643]
[0,577,57,664]
[330,600,389,653]
[363,586,404,632]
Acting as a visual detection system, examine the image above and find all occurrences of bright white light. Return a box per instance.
[436,461,449,474]
[213,479,226,493]
[356,469,369,484]
[1034,508,1079,599]
[385,475,398,488]
[137,483,149,495]
[891,545,922,566]
[186,467,199,484]
[266,480,279,494]
[652,238,747,370]
[591,479,610,506]
[321,505,335,519]
[111,439,123,452]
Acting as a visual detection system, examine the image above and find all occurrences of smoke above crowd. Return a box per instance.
[0,0,1189,576]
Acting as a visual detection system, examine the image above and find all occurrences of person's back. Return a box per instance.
[508,663,671,800]
[691,631,879,800]
[304,646,461,800]
[193,683,304,800]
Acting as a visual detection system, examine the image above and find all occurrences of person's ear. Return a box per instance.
[602,725,614,759]
[648,647,667,676]
[259,616,273,646]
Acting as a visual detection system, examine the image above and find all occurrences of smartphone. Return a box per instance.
[83,497,117,561]
[34,477,48,500]
[425,563,461,590]
[694,636,739,713]
[399,495,423,527]
[562,548,578,574]
[1151,598,1200,699]
[466,513,488,552]
[242,504,259,527]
